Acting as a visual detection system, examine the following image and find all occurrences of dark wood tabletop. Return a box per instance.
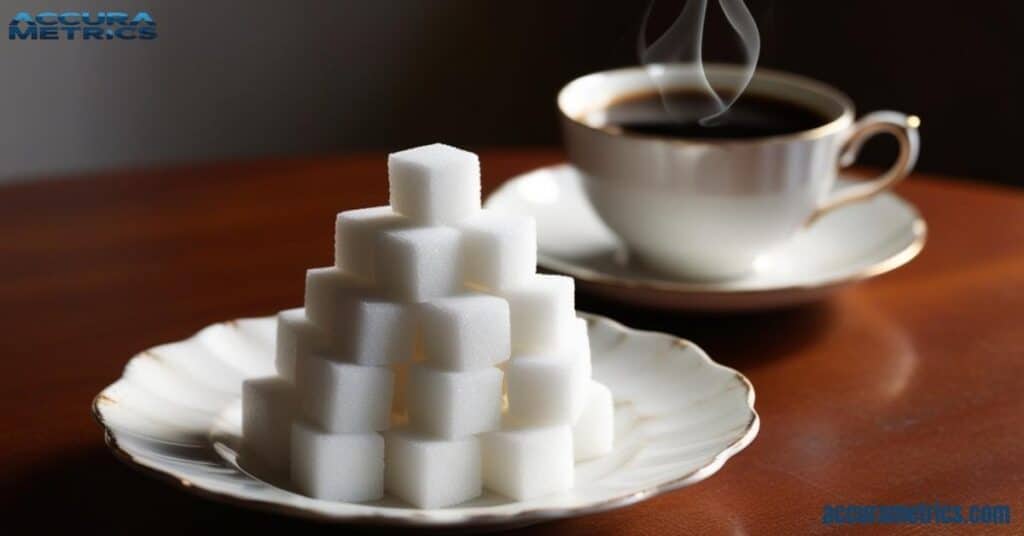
[2,149,1022,534]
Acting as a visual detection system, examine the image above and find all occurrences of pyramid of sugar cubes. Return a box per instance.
[241,143,614,507]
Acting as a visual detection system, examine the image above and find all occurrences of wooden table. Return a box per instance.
[2,149,1022,534]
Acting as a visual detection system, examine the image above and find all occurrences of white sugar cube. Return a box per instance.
[336,295,417,366]
[303,266,365,333]
[305,267,417,365]
[335,206,407,281]
[481,424,573,500]
[458,212,537,291]
[501,274,576,354]
[275,308,328,383]
[419,294,511,370]
[375,226,463,303]
[388,143,481,225]
[573,381,614,461]
[506,354,585,426]
[385,428,482,508]
[294,354,393,432]
[290,422,384,502]
[407,364,503,438]
[241,377,294,483]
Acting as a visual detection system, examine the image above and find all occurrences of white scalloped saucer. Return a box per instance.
[93,312,758,529]
[485,164,926,311]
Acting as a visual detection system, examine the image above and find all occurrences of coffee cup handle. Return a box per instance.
[807,111,921,225]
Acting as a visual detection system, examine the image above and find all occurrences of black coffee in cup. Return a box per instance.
[597,89,829,139]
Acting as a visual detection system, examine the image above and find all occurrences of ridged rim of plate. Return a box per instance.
[92,312,759,528]
[486,163,927,296]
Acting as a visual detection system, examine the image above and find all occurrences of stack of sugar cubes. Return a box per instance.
[240,143,613,508]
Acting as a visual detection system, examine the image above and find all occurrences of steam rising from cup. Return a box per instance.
[638,0,760,125]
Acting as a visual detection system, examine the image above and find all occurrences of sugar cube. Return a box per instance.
[303,266,366,333]
[407,364,503,438]
[501,274,576,354]
[385,428,482,508]
[294,353,393,432]
[275,308,328,383]
[241,377,294,483]
[388,143,481,225]
[335,206,407,281]
[458,212,537,291]
[505,354,585,426]
[419,294,510,370]
[375,226,463,303]
[290,422,384,502]
[337,295,417,366]
[481,424,574,500]
[304,267,417,365]
[573,381,614,461]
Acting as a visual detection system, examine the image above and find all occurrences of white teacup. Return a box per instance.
[558,64,920,280]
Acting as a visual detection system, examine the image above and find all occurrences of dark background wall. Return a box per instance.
[0,1,1018,185]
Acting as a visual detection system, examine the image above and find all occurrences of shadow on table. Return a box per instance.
[576,291,839,372]
[2,445,636,535]
[2,445,317,533]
